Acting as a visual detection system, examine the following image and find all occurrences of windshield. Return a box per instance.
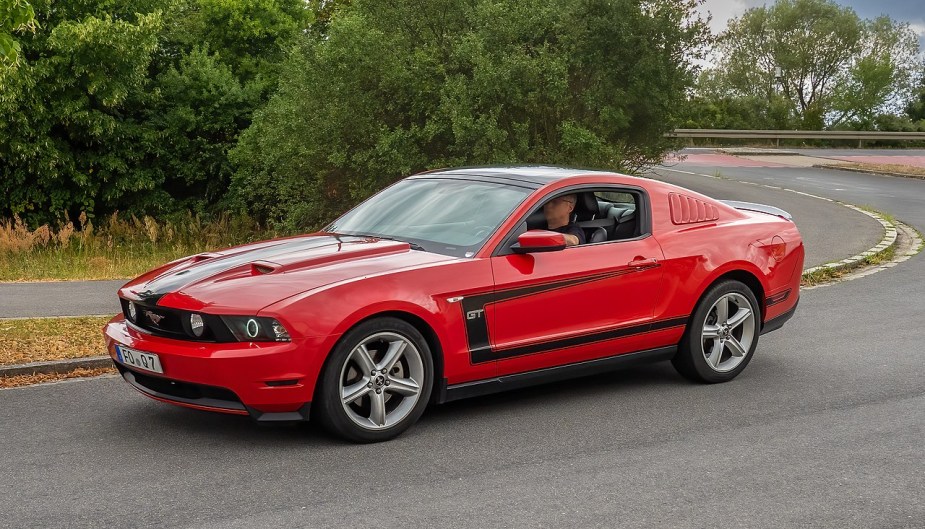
[326,178,531,257]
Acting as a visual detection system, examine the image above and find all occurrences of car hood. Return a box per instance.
[119,234,456,313]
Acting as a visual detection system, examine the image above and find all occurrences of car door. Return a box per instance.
[475,187,665,375]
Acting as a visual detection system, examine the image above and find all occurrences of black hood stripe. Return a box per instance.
[132,235,366,301]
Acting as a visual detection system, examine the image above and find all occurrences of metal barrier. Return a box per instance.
[667,129,925,147]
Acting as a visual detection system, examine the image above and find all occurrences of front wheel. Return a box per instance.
[672,280,760,383]
[315,317,434,442]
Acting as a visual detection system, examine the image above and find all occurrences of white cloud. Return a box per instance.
[696,0,764,35]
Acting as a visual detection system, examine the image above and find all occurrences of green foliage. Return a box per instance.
[693,0,920,129]
[1,4,163,224]
[0,0,311,226]
[231,0,710,229]
[906,62,925,122]
[0,0,37,68]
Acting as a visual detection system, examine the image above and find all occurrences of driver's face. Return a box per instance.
[543,195,576,227]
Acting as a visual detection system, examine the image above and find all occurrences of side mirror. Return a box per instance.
[511,230,567,254]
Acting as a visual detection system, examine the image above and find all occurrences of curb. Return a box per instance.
[811,164,925,181]
[0,356,112,378]
[801,205,898,279]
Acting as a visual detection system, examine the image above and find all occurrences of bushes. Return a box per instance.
[231,0,709,230]
[0,0,312,227]
[3,0,707,232]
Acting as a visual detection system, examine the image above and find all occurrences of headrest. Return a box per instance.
[574,192,600,221]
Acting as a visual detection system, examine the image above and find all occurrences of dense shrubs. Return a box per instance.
[3,0,708,231]
[231,0,709,229]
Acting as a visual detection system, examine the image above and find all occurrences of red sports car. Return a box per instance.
[104,166,803,442]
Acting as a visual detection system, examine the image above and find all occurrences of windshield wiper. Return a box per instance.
[381,237,426,251]
[349,233,426,251]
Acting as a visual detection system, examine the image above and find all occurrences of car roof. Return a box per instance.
[411,165,621,188]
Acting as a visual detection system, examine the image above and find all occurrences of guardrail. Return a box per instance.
[667,129,925,147]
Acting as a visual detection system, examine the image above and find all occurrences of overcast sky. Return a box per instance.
[697,0,925,51]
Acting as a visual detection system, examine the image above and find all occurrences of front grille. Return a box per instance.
[120,299,234,342]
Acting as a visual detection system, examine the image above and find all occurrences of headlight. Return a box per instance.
[127,301,137,321]
[190,313,205,337]
[221,316,291,342]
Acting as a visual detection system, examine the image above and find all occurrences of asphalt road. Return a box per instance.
[1,157,923,527]
[0,279,125,318]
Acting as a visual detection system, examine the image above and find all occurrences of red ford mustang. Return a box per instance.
[104,166,803,442]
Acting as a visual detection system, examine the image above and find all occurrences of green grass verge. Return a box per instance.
[0,316,113,366]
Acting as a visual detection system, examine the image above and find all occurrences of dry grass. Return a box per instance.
[0,316,112,365]
[828,162,925,179]
[0,212,276,281]
[0,366,116,389]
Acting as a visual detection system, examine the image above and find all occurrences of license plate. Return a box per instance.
[116,345,164,374]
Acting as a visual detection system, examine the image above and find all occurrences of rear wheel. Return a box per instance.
[315,317,433,442]
[672,280,760,383]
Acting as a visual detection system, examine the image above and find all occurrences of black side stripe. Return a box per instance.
[471,315,689,364]
[456,266,674,364]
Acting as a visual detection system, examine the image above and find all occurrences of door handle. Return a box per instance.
[628,257,658,268]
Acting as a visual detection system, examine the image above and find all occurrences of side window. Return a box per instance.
[592,191,641,241]
[495,186,647,256]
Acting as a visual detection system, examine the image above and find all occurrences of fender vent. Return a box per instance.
[669,193,719,225]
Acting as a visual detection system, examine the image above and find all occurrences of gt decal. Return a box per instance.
[459,267,671,364]
[466,309,485,320]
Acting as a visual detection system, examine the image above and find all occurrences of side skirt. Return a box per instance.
[760,298,799,335]
[438,346,677,404]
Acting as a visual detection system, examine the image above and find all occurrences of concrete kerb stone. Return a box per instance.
[802,204,898,279]
[811,164,925,181]
[0,355,112,378]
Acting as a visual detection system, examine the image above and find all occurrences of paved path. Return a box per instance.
[0,279,125,318]
[666,147,925,169]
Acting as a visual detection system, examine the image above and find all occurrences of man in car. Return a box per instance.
[543,194,585,246]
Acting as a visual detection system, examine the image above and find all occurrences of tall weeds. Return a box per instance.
[0,212,278,281]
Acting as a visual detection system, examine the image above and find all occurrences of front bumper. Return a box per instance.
[105,316,329,420]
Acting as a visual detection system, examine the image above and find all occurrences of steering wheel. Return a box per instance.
[472,225,495,239]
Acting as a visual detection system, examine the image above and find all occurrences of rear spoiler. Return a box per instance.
[720,200,793,221]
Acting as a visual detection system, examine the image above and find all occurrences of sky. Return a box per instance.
[696,0,925,52]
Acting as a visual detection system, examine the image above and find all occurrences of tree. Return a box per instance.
[708,0,919,129]
[0,0,311,225]
[906,61,925,122]
[231,0,711,229]
[0,0,37,68]
[0,3,164,224]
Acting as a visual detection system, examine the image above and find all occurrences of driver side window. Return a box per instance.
[497,187,645,255]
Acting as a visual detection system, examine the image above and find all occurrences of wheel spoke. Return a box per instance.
[377,339,407,373]
[702,324,721,339]
[386,376,420,397]
[727,307,752,330]
[726,336,747,358]
[709,340,724,368]
[351,344,376,374]
[715,296,729,324]
[369,390,387,427]
[342,377,371,405]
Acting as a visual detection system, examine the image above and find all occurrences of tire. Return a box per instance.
[315,317,434,442]
[672,280,760,383]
